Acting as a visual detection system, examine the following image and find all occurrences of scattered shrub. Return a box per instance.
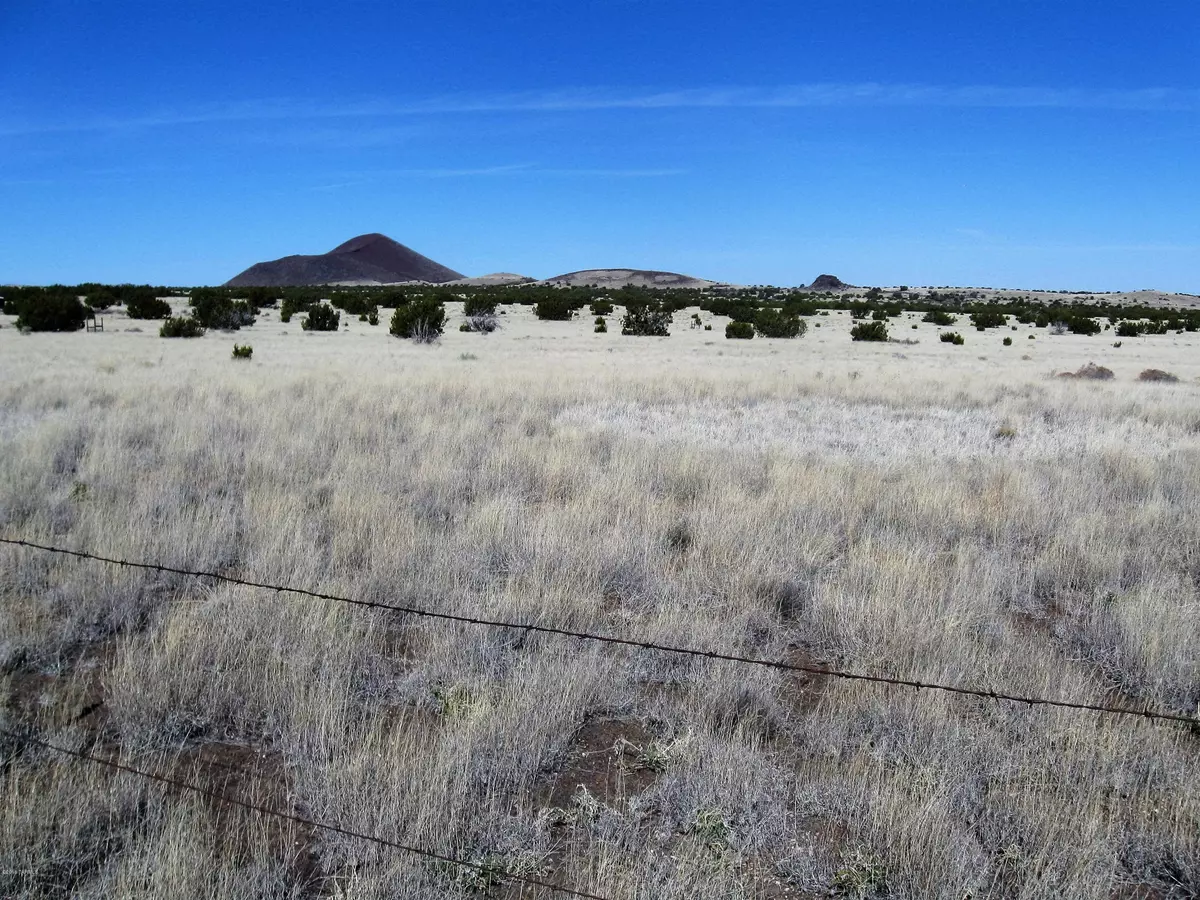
[970,310,1007,331]
[462,313,499,333]
[14,291,89,332]
[159,316,205,338]
[850,320,888,342]
[125,291,172,320]
[940,332,964,345]
[594,317,607,333]
[244,287,277,308]
[1138,368,1178,382]
[367,310,379,326]
[621,302,671,336]
[1115,321,1143,337]
[280,295,314,323]
[331,293,376,317]
[1065,316,1102,336]
[535,297,575,320]
[753,308,807,338]
[704,324,712,330]
[231,344,253,359]
[85,290,117,311]
[463,295,497,317]
[390,297,446,342]
[1059,362,1114,380]
[375,289,407,308]
[302,303,340,331]
[726,321,755,339]
[1003,336,1013,346]
[190,290,255,329]
[590,299,614,316]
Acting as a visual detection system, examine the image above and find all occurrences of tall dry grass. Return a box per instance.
[1,310,1198,898]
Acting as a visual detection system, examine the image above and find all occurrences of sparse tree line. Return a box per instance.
[4,281,1197,342]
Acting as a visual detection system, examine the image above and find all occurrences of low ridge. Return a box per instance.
[542,268,718,289]
[225,233,464,287]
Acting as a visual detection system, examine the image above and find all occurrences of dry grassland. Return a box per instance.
[1,301,1198,899]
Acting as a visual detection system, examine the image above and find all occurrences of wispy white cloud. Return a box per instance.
[315,164,686,187]
[4,83,1197,136]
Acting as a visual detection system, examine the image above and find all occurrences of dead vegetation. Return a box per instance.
[1058,361,1115,380]
[1137,368,1179,383]
[1,317,1199,899]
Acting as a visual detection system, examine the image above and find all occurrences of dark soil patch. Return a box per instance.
[541,716,661,812]
[168,741,323,894]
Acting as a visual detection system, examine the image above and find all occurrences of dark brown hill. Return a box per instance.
[808,274,852,290]
[225,233,464,286]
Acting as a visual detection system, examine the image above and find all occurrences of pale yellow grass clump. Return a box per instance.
[1,303,1198,899]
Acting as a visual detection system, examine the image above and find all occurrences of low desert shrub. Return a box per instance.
[244,286,276,308]
[125,291,172,320]
[940,332,964,345]
[302,303,340,331]
[1003,336,1013,346]
[191,290,255,329]
[14,291,89,331]
[1059,361,1115,380]
[463,295,497,317]
[159,316,205,338]
[390,297,446,341]
[922,309,957,326]
[726,321,755,339]
[621,302,671,336]
[850,320,888,342]
[535,297,575,321]
[753,309,806,338]
[1065,316,1103,336]
[279,295,314,323]
[594,317,607,333]
[85,290,117,312]
[331,293,375,317]
[590,299,614,316]
[1115,321,1143,337]
[970,310,1007,330]
[462,313,499,333]
[231,344,253,359]
[1138,368,1178,382]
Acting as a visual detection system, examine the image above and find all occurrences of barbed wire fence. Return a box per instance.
[2,536,1194,726]
[0,726,609,900]
[2,533,1197,899]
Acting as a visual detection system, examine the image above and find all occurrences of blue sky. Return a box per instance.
[2,0,1197,289]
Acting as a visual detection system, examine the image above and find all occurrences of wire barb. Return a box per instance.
[0,726,611,900]
[2,535,1197,727]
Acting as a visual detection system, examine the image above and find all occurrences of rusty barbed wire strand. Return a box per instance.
[2,536,1196,726]
[0,726,611,900]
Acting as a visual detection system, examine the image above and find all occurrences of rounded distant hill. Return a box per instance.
[225,233,464,286]
[808,274,851,290]
[542,268,718,289]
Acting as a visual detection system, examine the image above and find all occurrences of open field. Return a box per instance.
[2,302,1199,899]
